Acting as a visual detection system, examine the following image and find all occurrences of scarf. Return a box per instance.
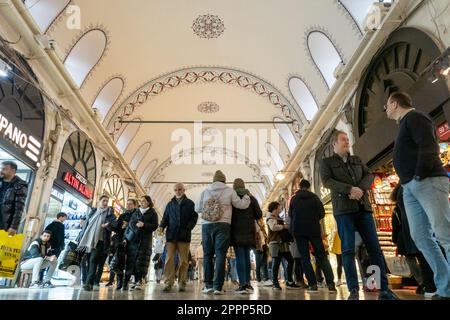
[78,207,108,253]
[235,187,249,197]
[139,207,149,214]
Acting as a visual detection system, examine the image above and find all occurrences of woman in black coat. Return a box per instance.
[123,195,158,290]
[230,178,262,293]
[391,184,436,295]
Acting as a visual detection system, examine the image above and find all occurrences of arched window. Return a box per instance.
[25,0,70,33]
[307,31,343,88]
[64,29,107,87]
[115,120,142,154]
[288,77,319,121]
[273,117,297,153]
[130,142,151,171]
[92,78,124,122]
[339,0,392,30]
[266,142,284,172]
[140,159,158,186]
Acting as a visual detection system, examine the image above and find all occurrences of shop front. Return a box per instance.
[103,173,126,217]
[0,48,45,284]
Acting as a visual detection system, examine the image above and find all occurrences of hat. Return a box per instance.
[213,170,226,183]
[233,178,245,190]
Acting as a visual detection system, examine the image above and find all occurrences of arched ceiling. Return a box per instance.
[29,0,375,214]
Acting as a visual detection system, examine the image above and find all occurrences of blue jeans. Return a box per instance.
[234,246,251,286]
[229,258,237,281]
[402,176,450,297]
[202,222,230,291]
[254,249,269,281]
[334,211,388,291]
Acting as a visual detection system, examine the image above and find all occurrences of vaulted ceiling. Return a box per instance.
[23,0,384,247]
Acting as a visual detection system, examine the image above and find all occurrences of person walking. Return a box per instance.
[329,220,343,287]
[196,170,251,295]
[385,92,450,300]
[254,218,272,287]
[0,161,28,236]
[159,183,198,292]
[195,243,204,282]
[390,184,436,297]
[290,240,307,288]
[288,180,336,294]
[266,201,299,290]
[230,178,263,294]
[123,195,159,291]
[226,246,238,285]
[78,195,116,291]
[320,130,398,300]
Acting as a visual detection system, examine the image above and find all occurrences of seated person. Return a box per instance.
[20,230,57,288]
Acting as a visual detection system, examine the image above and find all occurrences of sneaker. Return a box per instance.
[105,281,114,287]
[424,290,438,298]
[348,288,359,300]
[29,282,41,289]
[83,284,93,291]
[235,286,248,294]
[328,283,337,294]
[431,294,450,300]
[307,285,318,293]
[42,281,54,289]
[163,283,173,292]
[129,283,136,291]
[336,280,342,287]
[378,289,400,300]
[262,280,273,287]
[213,289,224,295]
[272,283,282,290]
[245,284,254,292]
[317,281,326,288]
[295,281,308,289]
[178,283,186,292]
[134,284,142,291]
[202,287,214,294]
[285,282,301,289]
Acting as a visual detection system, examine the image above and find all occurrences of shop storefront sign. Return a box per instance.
[114,200,122,216]
[63,171,93,200]
[51,188,64,202]
[437,122,450,142]
[0,113,42,167]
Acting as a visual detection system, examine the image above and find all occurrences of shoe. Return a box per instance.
[178,282,186,292]
[348,288,359,300]
[202,287,214,294]
[285,282,301,289]
[336,280,342,287]
[245,284,254,292]
[213,289,224,295]
[307,285,318,293]
[42,281,54,289]
[328,283,337,294]
[272,283,282,290]
[134,284,142,291]
[29,282,41,289]
[416,284,425,295]
[163,283,173,292]
[105,281,114,287]
[431,294,450,300]
[83,284,93,291]
[235,286,248,294]
[129,283,136,291]
[424,289,437,298]
[263,280,273,287]
[378,289,400,300]
[317,281,326,288]
[295,281,308,289]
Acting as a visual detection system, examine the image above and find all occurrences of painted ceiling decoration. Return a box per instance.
[192,14,225,39]
[92,76,125,122]
[198,101,220,113]
[289,77,319,121]
[63,27,109,88]
[104,67,305,139]
[24,0,71,33]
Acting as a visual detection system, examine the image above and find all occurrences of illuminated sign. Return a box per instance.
[320,186,331,200]
[63,171,93,199]
[0,113,42,166]
[437,122,450,142]
[51,188,64,202]
[113,200,123,216]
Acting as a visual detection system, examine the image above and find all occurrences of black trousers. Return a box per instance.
[86,241,107,285]
[272,251,294,285]
[293,257,305,283]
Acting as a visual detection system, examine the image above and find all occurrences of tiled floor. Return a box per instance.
[0,281,425,300]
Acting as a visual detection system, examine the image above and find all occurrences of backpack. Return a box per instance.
[201,189,226,222]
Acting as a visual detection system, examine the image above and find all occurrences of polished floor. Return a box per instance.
[0,280,425,300]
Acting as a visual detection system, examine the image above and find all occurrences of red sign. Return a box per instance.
[113,200,123,216]
[437,122,450,142]
[63,172,93,199]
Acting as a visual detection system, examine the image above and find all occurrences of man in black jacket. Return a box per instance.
[159,183,198,292]
[45,212,68,257]
[0,161,28,236]
[288,180,336,293]
[20,230,57,288]
[386,92,450,300]
[320,130,398,300]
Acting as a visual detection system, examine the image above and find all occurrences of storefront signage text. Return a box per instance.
[51,188,64,202]
[0,113,42,166]
[63,172,93,199]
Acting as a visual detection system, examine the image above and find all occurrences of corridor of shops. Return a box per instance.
[0,0,449,303]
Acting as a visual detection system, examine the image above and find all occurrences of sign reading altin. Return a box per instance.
[0,113,42,166]
[63,171,93,200]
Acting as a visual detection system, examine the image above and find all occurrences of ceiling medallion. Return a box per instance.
[192,14,225,39]
[198,101,220,113]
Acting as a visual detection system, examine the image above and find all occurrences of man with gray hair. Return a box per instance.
[159,183,198,292]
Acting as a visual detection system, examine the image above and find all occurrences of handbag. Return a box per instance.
[124,226,137,242]
[385,256,412,277]
[59,241,84,271]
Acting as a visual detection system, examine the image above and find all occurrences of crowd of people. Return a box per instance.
[1,92,449,300]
